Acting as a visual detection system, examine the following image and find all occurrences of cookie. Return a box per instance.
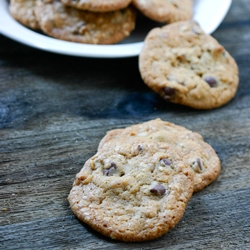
[35,0,136,44]
[68,140,194,241]
[61,0,132,12]
[132,0,193,23]
[139,21,239,109]
[98,118,221,193]
[9,0,40,29]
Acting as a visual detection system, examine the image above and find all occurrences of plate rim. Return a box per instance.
[0,0,232,58]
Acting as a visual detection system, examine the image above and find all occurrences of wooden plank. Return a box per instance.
[1,0,250,249]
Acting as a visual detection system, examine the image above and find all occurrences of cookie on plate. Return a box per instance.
[61,0,132,12]
[132,0,193,23]
[139,21,239,109]
[98,119,221,193]
[68,140,194,241]
[35,0,136,44]
[9,0,40,29]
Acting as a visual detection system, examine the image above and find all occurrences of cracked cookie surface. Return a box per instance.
[99,118,221,193]
[132,0,193,23]
[9,0,40,29]
[61,0,132,12]
[139,21,239,109]
[35,0,136,44]
[68,140,193,241]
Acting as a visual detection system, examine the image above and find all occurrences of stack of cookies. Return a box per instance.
[9,0,193,44]
[9,0,137,44]
[68,118,221,241]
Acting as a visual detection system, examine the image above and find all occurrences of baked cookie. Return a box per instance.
[61,0,132,12]
[139,21,239,109]
[9,0,40,29]
[68,140,194,241]
[35,0,136,44]
[132,0,193,23]
[98,119,221,193]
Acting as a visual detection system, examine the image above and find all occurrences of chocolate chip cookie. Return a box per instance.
[139,21,239,109]
[9,0,40,29]
[35,0,136,44]
[68,140,194,241]
[132,0,193,23]
[61,0,132,12]
[98,118,221,192]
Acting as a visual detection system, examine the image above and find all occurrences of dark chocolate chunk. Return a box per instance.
[204,76,217,87]
[138,144,143,151]
[150,184,166,196]
[160,158,172,166]
[197,158,203,171]
[103,162,116,176]
[163,86,177,100]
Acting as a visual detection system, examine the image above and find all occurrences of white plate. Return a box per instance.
[0,0,232,58]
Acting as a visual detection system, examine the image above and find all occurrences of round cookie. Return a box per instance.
[139,21,239,109]
[132,0,193,23]
[9,0,40,29]
[61,0,132,12]
[68,140,194,242]
[35,0,136,44]
[98,118,221,193]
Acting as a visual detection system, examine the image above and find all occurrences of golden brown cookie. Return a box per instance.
[99,118,221,193]
[68,140,194,242]
[132,0,193,23]
[61,0,132,12]
[9,0,40,29]
[139,21,239,109]
[35,0,136,44]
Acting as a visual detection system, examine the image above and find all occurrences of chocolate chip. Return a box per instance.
[150,184,166,196]
[204,76,217,87]
[138,144,143,151]
[197,158,203,171]
[163,86,177,100]
[103,162,116,176]
[160,158,172,166]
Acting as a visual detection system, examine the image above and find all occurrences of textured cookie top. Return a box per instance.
[132,0,193,23]
[35,0,136,44]
[99,118,221,192]
[139,21,239,109]
[61,0,132,12]
[9,0,40,29]
[68,140,193,241]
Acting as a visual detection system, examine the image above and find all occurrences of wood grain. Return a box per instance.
[1,0,250,249]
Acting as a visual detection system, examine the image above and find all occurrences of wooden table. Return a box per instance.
[1,0,250,249]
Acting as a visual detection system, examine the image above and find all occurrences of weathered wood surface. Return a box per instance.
[0,0,250,249]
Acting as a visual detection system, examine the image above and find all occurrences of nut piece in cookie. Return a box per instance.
[68,141,194,242]
[35,0,136,44]
[61,0,132,12]
[98,118,221,193]
[132,0,193,23]
[9,0,40,29]
[139,21,239,109]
